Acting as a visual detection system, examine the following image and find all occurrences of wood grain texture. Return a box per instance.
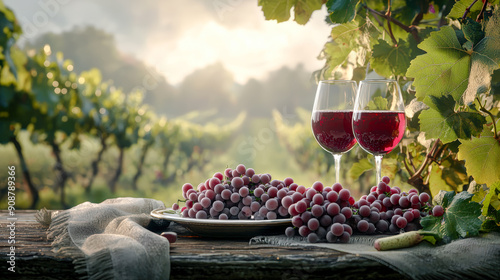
[0,211,408,280]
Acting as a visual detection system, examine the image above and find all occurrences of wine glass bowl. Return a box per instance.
[352,79,406,183]
[311,80,357,183]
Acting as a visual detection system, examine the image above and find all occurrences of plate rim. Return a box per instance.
[151,208,292,226]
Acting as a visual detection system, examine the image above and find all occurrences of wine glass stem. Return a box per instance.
[375,155,383,184]
[333,154,342,184]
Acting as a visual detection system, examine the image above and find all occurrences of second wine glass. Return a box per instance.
[311,80,357,184]
[352,79,406,184]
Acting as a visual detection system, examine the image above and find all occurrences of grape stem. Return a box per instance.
[462,0,480,21]
[406,139,442,195]
[385,0,398,45]
[476,0,489,22]
[363,5,420,43]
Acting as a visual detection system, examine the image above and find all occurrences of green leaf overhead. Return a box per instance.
[462,8,500,104]
[258,0,323,24]
[294,0,323,25]
[370,39,412,77]
[326,0,359,24]
[418,95,486,143]
[447,0,483,20]
[406,26,470,102]
[319,15,379,78]
[258,0,295,23]
[457,130,500,186]
[420,191,482,243]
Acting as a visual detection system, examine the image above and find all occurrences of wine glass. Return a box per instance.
[352,79,406,184]
[311,80,358,184]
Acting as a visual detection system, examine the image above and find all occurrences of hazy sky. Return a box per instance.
[5,0,331,85]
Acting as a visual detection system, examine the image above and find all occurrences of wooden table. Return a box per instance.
[1,210,408,279]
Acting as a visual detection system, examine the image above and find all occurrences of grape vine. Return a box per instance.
[259,0,500,232]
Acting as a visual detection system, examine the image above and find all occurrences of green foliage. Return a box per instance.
[418,95,486,143]
[257,0,323,24]
[421,191,482,243]
[259,0,500,237]
[457,130,500,186]
[326,0,359,24]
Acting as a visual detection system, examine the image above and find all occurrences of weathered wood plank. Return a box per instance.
[0,211,408,280]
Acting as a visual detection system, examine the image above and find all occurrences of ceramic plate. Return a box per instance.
[151,208,291,238]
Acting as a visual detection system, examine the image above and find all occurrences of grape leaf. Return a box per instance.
[294,0,323,25]
[320,40,353,78]
[418,95,486,143]
[482,181,500,215]
[406,26,470,102]
[462,18,484,46]
[370,39,412,77]
[258,0,295,23]
[457,130,500,186]
[326,0,359,24]
[462,8,500,104]
[420,191,482,243]
[447,0,483,20]
[348,157,372,180]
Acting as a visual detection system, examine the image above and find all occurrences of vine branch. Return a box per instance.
[385,0,398,45]
[363,5,421,43]
[476,0,488,22]
[462,0,479,21]
[409,138,441,182]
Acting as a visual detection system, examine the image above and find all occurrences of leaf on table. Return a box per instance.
[420,191,482,243]
[370,39,412,77]
[326,0,359,24]
[294,0,323,25]
[447,0,483,20]
[418,95,486,143]
[457,130,500,186]
[257,0,295,23]
[406,26,470,102]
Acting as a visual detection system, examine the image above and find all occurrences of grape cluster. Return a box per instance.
[350,176,431,234]
[175,164,293,220]
[172,164,435,244]
[284,182,355,243]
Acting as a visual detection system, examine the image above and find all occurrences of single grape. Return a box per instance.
[160,232,177,243]
[339,189,351,201]
[239,186,249,197]
[260,174,270,184]
[301,211,312,224]
[357,220,369,232]
[326,231,337,243]
[265,198,279,211]
[236,164,246,175]
[332,183,343,193]
[432,205,444,217]
[396,217,408,229]
[196,211,208,219]
[341,207,352,219]
[369,211,380,223]
[359,205,371,217]
[319,215,332,227]
[311,205,324,218]
[219,213,228,220]
[281,196,293,209]
[200,197,211,208]
[212,200,224,212]
[230,193,241,203]
[312,181,324,192]
[326,191,339,203]
[403,211,414,222]
[221,189,232,200]
[390,194,401,205]
[231,177,244,189]
[172,203,179,211]
[285,227,295,237]
[327,203,341,216]
[419,192,430,203]
[292,215,304,227]
[307,232,319,243]
[298,226,311,237]
[375,220,389,232]
[332,213,346,224]
[295,200,308,214]
[230,206,240,216]
[331,223,344,236]
[399,196,410,208]
[308,218,320,231]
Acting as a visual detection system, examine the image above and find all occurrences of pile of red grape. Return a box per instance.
[175,164,293,220]
[173,164,434,244]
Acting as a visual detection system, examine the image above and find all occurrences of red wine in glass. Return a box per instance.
[311,80,357,184]
[352,111,406,155]
[311,110,356,154]
[352,79,406,184]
